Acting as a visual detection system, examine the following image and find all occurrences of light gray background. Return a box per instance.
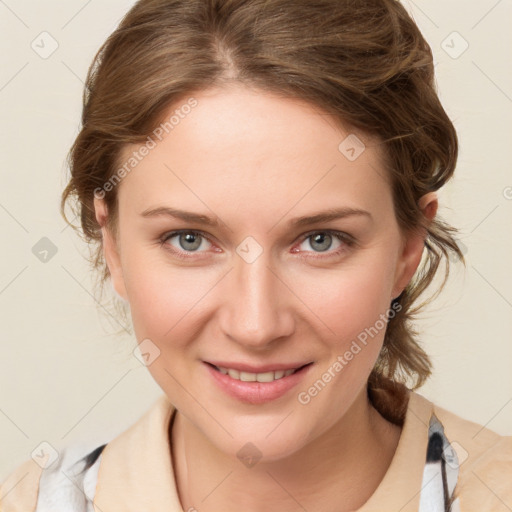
[1,0,511,480]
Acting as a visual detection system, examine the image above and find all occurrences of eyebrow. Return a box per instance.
[140,206,372,228]
[140,206,221,227]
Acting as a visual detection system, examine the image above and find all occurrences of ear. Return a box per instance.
[391,192,438,299]
[94,197,128,302]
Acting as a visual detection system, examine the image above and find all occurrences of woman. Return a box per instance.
[1,0,510,510]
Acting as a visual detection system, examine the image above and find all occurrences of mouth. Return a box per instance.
[206,362,312,383]
[203,361,314,404]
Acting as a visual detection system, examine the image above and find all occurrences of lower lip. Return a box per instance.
[204,362,313,404]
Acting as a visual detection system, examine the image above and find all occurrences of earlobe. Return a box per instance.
[391,192,438,299]
[93,197,128,302]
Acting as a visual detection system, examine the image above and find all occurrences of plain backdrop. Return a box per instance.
[1,0,511,480]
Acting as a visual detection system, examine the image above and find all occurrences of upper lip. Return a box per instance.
[205,361,313,373]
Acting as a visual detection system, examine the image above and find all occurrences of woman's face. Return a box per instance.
[95,84,428,461]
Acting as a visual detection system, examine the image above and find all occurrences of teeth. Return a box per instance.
[240,371,257,382]
[227,368,240,379]
[216,366,299,382]
[255,372,274,383]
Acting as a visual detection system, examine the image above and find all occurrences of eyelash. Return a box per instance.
[158,229,356,261]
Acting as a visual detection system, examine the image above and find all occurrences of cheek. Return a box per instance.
[289,261,397,435]
[121,247,220,343]
[288,254,397,347]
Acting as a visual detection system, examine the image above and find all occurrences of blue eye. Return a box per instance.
[294,231,355,258]
[300,232,342,252]
[159,229,355,260]
[161,230,212,255]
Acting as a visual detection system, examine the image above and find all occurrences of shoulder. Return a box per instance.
[0,395,171,511]
[421,394,512,511]
[0,457,42,511]
[0,442,106,511]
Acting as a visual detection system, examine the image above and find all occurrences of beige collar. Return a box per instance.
[94,391,434,511]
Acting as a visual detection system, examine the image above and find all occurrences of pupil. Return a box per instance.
[180,233,201,251]
[311,233,331,252]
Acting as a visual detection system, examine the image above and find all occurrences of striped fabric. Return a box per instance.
[34,443,105,512]
[419,414,460,512]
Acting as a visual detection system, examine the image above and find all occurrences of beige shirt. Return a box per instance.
[1,388,511,511]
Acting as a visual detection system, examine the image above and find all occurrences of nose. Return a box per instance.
[218,251,295,349]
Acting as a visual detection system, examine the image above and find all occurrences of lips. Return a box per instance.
[204,361,314,404]
[205,361,312,374]
[208,363,307,382]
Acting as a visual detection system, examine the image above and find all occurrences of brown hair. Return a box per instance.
[61,0,465,389]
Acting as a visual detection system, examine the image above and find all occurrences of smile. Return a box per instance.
[212,365,300,382]
[204,362,314,404]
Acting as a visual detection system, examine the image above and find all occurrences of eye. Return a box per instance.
[160,230,214,258]
[293,230,354,258]
[159,229,355,260]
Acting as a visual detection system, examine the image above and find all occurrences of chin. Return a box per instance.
[206,416,315,465]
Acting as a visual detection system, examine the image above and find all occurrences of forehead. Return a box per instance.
[116,85,391,220]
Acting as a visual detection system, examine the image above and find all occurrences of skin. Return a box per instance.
[94,84,438,511]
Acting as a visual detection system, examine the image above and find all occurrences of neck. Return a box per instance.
[171,386,402,512]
